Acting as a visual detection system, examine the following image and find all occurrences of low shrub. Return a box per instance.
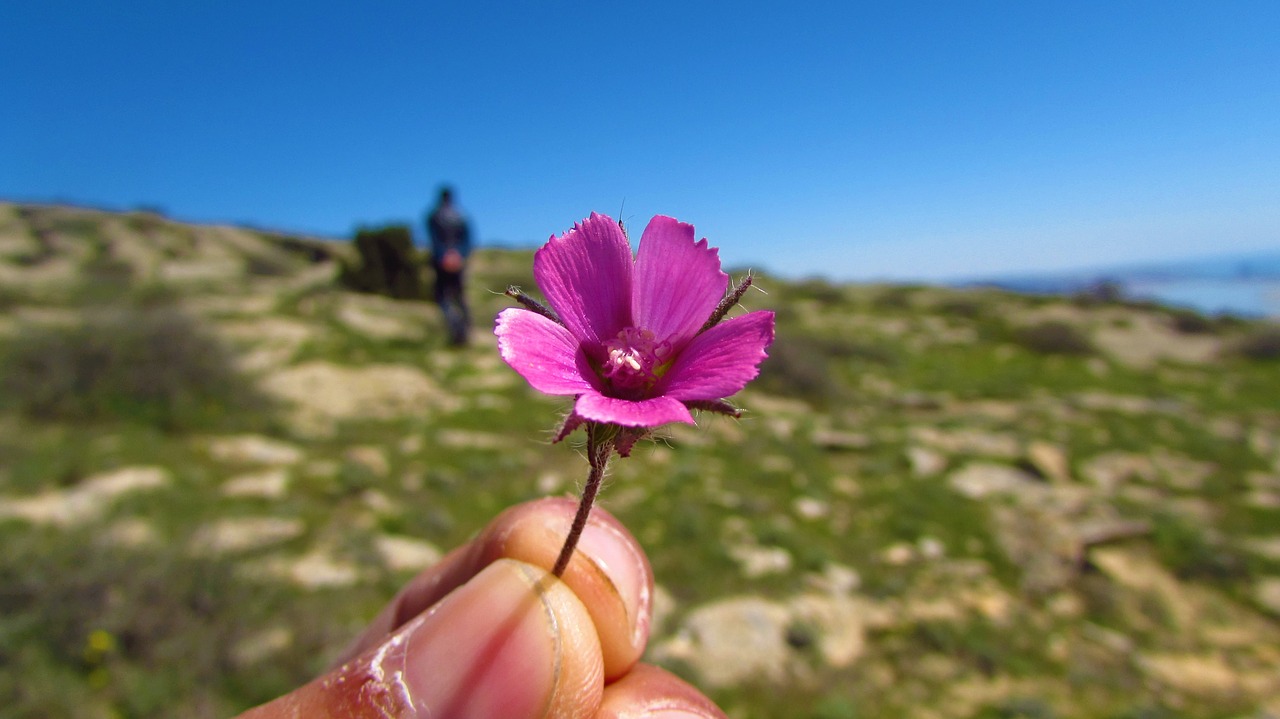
[339,224,424,299]
[1169,308,1215,334]
[0,534,334,718]
[0,306,269,430]
[938,296,986,319]
[1070,280,1124,307]
[1236,326,1280,361]
[755,333,841,407]
[1013,321,1094,356]
[244,253,294,277]
[871,285,919,311]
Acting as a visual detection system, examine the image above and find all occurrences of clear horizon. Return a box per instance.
[4,2,1278,282]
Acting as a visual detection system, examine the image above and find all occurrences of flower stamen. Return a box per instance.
[602,327,671,392]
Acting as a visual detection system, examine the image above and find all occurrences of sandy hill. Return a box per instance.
[1,201,1279,719]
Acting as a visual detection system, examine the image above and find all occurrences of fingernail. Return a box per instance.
[490,498,652,678]
[397,559,560,719]
[570,512,651,645]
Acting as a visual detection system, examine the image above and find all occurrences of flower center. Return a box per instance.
[602,327,672,392]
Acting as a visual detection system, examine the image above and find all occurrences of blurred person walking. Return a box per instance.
[426,186,473,345]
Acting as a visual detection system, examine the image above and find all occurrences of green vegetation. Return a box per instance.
[1,305,269,430]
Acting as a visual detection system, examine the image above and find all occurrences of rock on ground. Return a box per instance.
[0,466,170,527]
[654,593,865,688]
[205,434,304,465]
[260,361,460,435]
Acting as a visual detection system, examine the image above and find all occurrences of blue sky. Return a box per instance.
[3,1,1278,281]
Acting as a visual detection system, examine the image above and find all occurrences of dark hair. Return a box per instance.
[438,185,455,203]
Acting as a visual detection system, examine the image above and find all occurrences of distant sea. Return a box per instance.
[1125,278,1280,319]
[964,251,1280,320]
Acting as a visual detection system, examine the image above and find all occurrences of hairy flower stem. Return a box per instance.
[551,424,615,577]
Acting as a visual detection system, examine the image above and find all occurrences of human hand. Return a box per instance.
[237,497,726,718]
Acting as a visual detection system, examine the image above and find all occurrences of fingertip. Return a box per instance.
[251,559,603,719]
[597,664,728,719]
[400,559,604,718]
[476,498,654,679]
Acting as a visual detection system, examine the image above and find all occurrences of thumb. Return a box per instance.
[239,559,604,719]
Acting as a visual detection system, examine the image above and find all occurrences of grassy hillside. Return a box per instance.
[1,202,1278,718]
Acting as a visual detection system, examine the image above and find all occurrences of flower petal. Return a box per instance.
[632,216,728,352]
[495,308,597,395]
[659,311,775,400]
[575,392,695,428]
[534,213,633,353]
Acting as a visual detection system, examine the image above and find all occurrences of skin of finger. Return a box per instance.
[336,497,653,679]
[471,498,653,680]
[332,542,476,666]
[596,664,729,719]
[237,559,604,719]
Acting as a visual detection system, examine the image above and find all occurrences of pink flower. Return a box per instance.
[496,213,774,434]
